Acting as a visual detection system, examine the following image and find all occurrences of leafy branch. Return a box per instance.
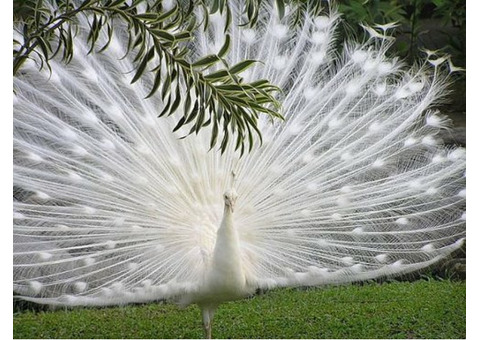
[13,0,283,154]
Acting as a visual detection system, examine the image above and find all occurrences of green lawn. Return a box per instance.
[13,280,465,339]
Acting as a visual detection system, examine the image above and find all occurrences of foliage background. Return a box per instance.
[13,0,466,151]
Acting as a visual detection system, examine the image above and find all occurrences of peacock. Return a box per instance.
[13,1,465,338]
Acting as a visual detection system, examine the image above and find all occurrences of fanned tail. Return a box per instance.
[13,3,465,306]
[230,7,465,288]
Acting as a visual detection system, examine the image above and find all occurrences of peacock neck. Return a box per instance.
[208,203,245,289]
[216,204,238,252]
[221,204,233,228]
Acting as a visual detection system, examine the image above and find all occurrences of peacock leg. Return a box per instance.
[204,323,212,339]
[208,308,216,338]
[201,307,213,339]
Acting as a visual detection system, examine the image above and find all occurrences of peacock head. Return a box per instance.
[223,189,238,213]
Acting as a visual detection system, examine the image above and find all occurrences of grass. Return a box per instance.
[13,280,465,339]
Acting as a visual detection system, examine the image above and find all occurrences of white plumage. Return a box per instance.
[13,1,465,338]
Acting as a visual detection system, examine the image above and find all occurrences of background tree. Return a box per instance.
[13,0,288,154]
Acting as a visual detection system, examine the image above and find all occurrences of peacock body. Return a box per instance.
[14,1,465,337]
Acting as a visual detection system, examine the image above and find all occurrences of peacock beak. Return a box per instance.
[227,198,235,213]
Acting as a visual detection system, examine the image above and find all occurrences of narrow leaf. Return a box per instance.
[218,34,230,58]
[210,119,219,149]
[184,91,192,115]
[98,23,113,53]
[172,116,186,132]
[174,57,190,68]
[145,68,162,98]
[158,95,172,117]
[234,130,243,151]
[194,106,206,133]
[169,86,182,113]
[173,32,191,41]
[204,69,229,80]
[211,0,220,13]
[229,59,257,74]
[185,101,199,124]
[161,72,171,100]
[35,36,51,60]
[276,0,286,20]
[216,84,245,92]
[157,6,178,21]
[224,5,232,32]
[135,13,159,21]
[151,29,175,42]
[192,54,219,68]
[220,129,229,153]
[13,56,28,75]
[131,46,155,84]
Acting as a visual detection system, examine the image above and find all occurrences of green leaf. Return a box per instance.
[161,71,171,100]
[172,116,186,132]
[60,27,74,63]
[202,116,212,128]
[201,5,210,31]
[229,59,257,74]
[175,46,189,59]
[173,31,191,41]
[98,22,113,53]
[157,5,177,22]
[135,13,159,21]
[132,35,146,63]
[158,95,172,117]
[151,29,175,42]
[246,124,254,152]
[211,0,220,13]
[210,118,219,149]
[216,84,245,92]
[130,46,155,84]
[86,14,100,54]
[162,10,182,30]
[145,67,162,99]
[13,56,28,75]
[276,0,286,20]
[194,106,205,133]
[204,69,229,81]
[243,109,263,141]
[245,0,260,27]
[224,5,232,32]
[192,54,219,68]
[184,90,192,115]
[234,128,243,151]
[169,86,182,113]
[34,0,44,26]
[219,0,226,13]
[186,16,197,32]
[249,79,270,87]
[35,36,51,60]
[109,0,126,7]
[174,57,190,68]
[218,34,230,58]
[220,128,230,153]
[78,0,97,10]
[185,101,199,124]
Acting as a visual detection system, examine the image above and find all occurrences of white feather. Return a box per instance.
[13,2,465,338]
